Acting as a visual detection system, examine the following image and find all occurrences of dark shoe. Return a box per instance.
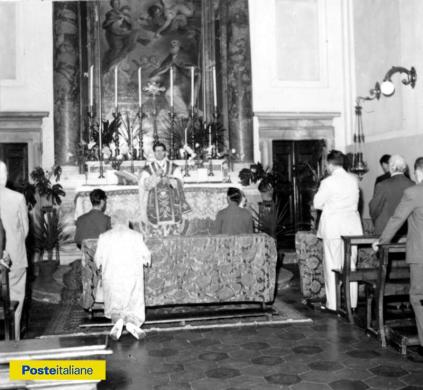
[320,305,337,314]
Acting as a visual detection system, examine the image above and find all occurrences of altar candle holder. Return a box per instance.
[183,152,190,177]
[168,106,176,160]
[189,105,196,148]
[87,108,96,145]
[112,111,121,158]
[136,106,146,160]
[87,108,105,178]
[207,155,214,177]
[211,108,219,158]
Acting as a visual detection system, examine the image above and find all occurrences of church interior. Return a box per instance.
[2,0,423,389]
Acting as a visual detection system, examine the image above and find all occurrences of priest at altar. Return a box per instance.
[138,142,191,236]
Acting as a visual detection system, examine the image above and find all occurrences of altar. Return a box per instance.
[74,183,261,235]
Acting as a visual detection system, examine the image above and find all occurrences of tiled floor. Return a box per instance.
[99,309,423,390]
[26,266,423,390]
[98,282,423,389]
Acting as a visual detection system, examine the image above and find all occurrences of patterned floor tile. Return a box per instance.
[265,373,302,385]
[329,379,369,390]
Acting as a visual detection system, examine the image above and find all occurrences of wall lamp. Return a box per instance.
[380,66,417,96]
[357,82,381,102]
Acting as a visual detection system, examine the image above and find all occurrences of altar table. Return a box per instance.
[74,184,260,235]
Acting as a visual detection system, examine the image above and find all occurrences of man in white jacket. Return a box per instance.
[0,161,29,339]
[313,150,363,311]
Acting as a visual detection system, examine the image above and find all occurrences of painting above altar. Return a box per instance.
[100,0,201,119]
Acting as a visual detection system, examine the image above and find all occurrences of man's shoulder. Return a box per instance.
[77,210,109,223]
[239,207,252,217]
[376,172,390,183]
[404,183,423,197]
[385,174,412,185]
[1,187,24,201]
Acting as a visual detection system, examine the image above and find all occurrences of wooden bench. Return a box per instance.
[334,235,379,323]
[0,334,112,389]
[371,242,419,353]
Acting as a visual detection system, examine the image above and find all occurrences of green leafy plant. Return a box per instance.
[31,207,61,261]
[29,166,65,206]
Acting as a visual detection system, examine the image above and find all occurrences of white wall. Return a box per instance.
[352,0,423,217]
[0,0,54,168]
[248,0,356,151]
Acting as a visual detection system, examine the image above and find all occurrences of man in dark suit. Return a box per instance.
[369,154,414,235]
[374,154,391,188]
[212,187,253,235]
[75,189,111,249]
[373,157,423,350]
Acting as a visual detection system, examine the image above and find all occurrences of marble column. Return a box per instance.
[53,2,81,166]
[224,0,254,162]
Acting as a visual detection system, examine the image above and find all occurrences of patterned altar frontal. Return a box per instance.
[74,185,260,235]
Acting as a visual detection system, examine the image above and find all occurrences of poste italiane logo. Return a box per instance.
[9,360,106,381]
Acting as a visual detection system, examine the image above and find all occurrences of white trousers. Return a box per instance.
[322,239,357,311]
[9,267,27,340]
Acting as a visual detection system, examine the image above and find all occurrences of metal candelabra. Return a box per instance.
[137,106,146,160]
[168,107,176,160]
[183,152,190,177]
[87,109,105,178]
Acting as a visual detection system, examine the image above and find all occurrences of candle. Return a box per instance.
[184,126,188,146]
[138,67,142,108]
[190,66,195,108]
[89,65,94,110]
[170,66,174,108]
[212,66,217,108]
[114,65,118,111]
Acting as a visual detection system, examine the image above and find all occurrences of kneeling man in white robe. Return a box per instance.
[95,211,151,340]
[313,150,363,312]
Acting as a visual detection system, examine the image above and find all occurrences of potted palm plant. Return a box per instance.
[22,166,66,265]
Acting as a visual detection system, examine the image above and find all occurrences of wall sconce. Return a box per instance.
[380,66,417,97]
[357,82,381,102]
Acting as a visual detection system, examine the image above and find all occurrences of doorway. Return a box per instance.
[0,143,28,189]
[272,139,325,248]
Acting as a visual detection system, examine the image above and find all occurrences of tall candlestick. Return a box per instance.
[212,66,217,108]
[114,65,118,111]
[170,66,174,108]
[190,66,195,108]
[89,65,94,111]
[138,67,142,108]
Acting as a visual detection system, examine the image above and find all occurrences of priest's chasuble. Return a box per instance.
[138,159,191,236]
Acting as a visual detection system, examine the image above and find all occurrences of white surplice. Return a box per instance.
[94,225,151,326]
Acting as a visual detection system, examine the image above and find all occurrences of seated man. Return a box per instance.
[75,189,111,249]
[95,211,151,341]
[213,187,254,235]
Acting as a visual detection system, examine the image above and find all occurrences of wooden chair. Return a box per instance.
[372,242,417,351]
[0,264,18,340]
[334,235,379,323]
